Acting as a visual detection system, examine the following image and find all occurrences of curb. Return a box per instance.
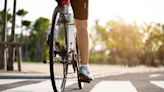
[0,75,50,79]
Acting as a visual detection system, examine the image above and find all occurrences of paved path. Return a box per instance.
[0,71,164,92]
[1,63,164,92]
[0,63,164,78]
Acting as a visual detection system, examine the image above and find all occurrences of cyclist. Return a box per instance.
[57,0,94,82]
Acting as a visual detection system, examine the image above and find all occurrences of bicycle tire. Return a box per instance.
[49,6,68,92]
[75,40,84,89]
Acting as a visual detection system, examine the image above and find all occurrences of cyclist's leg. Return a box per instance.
[70,0,89,65]
[70,0,93,81]
[75,19,94,82]
[74,19,89,65]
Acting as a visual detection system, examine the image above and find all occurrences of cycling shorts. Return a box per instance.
[70,0,88,20]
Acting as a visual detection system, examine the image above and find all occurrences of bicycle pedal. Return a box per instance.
[79,74,91,83]
[67,60,72,64]
[80,79,90,83]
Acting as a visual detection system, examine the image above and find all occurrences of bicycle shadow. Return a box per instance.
[64,83,83,92]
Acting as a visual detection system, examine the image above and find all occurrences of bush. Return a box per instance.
[89,53,111,64]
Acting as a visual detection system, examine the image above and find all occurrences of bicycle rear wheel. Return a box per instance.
[75,41,84,89]
[49,6,68,92]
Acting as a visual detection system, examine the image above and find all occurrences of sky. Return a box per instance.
[0,0,164,28]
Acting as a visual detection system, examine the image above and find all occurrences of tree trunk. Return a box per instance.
[0,0,8,70]
[8,0,17,70]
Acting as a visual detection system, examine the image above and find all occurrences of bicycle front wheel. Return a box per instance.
[49,6,68,92]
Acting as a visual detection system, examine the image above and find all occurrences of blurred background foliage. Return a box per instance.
[90,19,164,67]
[0,9,50,63]
[1,9,164,67]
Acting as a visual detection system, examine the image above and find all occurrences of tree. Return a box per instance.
[22,20,31,29]
[0,0,8,70]
[8,0,17,70]
[16,9,28,40]
[142,23,164,66]
[16,9,32,62]
[0,10,12,41]
[21,20,31,61]
[91,19,143,65]
[28,17,50,61]
[0,9,14,69]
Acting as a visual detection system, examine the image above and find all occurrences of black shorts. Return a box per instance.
[70,0,88,20]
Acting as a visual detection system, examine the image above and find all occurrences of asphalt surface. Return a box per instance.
[0,63,164,92]
[0,71,164,92]
[66,71,164,92]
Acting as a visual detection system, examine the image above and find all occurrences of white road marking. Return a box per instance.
[2,79,76,92]
[2,79,164,92]
[149,74,162,78]
[90,81,138,92]
[0,79,26,85]
[150,81,164,89]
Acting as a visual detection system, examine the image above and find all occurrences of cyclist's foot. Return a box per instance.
[79,65,94,83]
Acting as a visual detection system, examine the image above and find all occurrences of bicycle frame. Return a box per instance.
[54,3,77,57]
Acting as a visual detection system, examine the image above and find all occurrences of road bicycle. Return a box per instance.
[47,0,84,91]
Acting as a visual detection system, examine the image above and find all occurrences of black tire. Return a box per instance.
[49,6,68,92]
[75,41,84,89]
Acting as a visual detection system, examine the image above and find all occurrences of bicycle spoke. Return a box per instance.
[49,3,84,91]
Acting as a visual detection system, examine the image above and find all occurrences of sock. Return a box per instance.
[81,64,88,69]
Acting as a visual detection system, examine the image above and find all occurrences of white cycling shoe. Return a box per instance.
[79,66,94,83]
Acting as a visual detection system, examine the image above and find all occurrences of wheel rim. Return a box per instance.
[50,11,68,92]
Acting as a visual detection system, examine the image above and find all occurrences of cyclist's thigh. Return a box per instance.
[70,0,88,20]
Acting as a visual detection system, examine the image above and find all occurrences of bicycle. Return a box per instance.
[47,0,84,91]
